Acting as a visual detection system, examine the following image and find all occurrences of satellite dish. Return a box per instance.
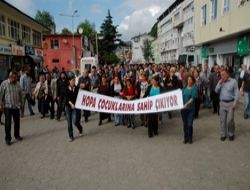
[78,28,83,34]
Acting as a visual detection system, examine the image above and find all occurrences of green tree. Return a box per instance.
[35,10,55,29]
[99,10,121,65]
[149,22,158,38]
[141,39,153,63]
[77,19,96,46]
[61,27,72,35]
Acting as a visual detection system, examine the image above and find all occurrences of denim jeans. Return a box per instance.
[21,94,34,115]
[244,92,250,117]
[65,106,82,139]
[4,108,20,142]
[181,109,194,141]
[114,114,122,125]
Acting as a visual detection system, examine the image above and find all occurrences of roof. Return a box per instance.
[1,0,49,31]
[157,0,184,22]
[43,34,83,38]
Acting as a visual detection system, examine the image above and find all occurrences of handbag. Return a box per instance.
[26,94,36,106]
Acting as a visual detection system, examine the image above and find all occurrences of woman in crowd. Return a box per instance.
[145,74,164,138]
[194,69,204,118]
[111,75,124,126]
[121,77,136,129]
[33,74,46,118]
[65,75,83,142]
[137,72,149,127]
[181,75,197,144]
[164,67,179,119]
[98,75,112,126]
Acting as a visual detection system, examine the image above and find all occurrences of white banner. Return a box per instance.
[75,89,184,114]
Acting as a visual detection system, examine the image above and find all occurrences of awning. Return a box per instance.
[28,55,43,63]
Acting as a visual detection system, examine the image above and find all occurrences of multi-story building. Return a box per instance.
[194,0,250,70]
[43,34,85,72]
[0,0,49,80]
[131,33,154,64]
[157,0,195,64]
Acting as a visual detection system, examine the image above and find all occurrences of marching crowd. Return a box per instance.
[0,62,250,145]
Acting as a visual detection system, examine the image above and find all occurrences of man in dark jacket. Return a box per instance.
[56,72,68,120]
[78,69,91,122]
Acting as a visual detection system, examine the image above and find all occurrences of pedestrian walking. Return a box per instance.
[111,75,123,126]
[56,72,68,121]
[181,75,197,144]
[65,76,83,142]
[146,75,163,138]
[0,71,23,145]
[33,74,46,118]
[78,69,91,122]
[20,69,35,117]
[241,66,250,119]
[210,65,221,114]
[215,68,239,141]
[98,75,112,126]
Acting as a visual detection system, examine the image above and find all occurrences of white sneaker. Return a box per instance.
[68,138,73,142]
[79,133,84,137]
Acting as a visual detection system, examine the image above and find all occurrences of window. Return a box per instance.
[0,15,5,36]
[8,18,20,40]
[22,25,31,44]
[223,0,231,15]
[50,39,59,49]
[211,0,218,21]
[32,30,41,47]
[52,59,59,63]
[201,4,207,26]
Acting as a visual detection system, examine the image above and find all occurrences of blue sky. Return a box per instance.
[6,0,174,40]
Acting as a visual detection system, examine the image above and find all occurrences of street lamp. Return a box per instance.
[60,10,79,69]
[95,33,103,65]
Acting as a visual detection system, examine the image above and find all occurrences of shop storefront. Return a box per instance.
[24,46,43,81]
[0,45,12,81]
[11,45,25,72]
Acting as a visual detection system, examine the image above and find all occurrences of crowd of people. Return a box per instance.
[0,62,249,145]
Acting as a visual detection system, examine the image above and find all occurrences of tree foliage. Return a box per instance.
[149,22,158,38]
[141,39,153,63]
[99,10,121,65]
[61,27,72,35]
[35,10,55,28]
[77,19,96,45]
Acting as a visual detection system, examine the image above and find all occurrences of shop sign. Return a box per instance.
[11,45,25,56]
[201,47,208,58]
[25,46,35,55]
[35,48,43,56]
[0,45,12,55]
[237,36,249,56]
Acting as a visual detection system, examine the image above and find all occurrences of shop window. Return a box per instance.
[52,59,59,63]
[8,18,20,40]
[0,15,5,36]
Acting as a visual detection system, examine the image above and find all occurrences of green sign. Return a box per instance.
[201,47,208,58]
[237,36,249,56]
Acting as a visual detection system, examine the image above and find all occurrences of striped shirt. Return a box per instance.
[0,79,23,109]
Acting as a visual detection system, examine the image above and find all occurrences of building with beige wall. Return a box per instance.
[194,0,250,70]
[0,0,49,81]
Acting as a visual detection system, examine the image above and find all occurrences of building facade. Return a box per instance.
[194,0,250,70]
[43,35,84,72]
[131,33,154,64]
[0,0,49,81]
[157,0,195,64]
